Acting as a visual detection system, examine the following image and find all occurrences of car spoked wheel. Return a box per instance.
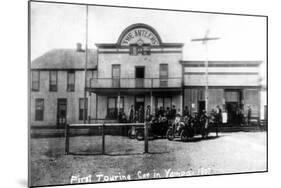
[136,131,144,141]
[166,128,174,141]
[128,129,136,139]
[180,130,189,142]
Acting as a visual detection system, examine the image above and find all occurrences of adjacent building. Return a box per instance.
[30,48,98,127]
[181,60,262,125]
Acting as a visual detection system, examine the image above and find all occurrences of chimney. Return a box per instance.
[76,43,82,52]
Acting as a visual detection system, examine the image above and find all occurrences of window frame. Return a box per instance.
[159,64,169,87]
[35,98,44,121]
[129,44,138,56]
[112,64,121,88]
[49,71,58,92]
[67,70,75,92]
[31,70,40,92]
[142,44,151,55]
[159,64,169,78]
[155,96,172,110]
[129,44,151,56]
[107,96,124,119]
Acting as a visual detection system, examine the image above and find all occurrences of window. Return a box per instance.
[130,44,138,55]
[225,91,240,102]
[142,44,151,55]
[35,99,44,121]
[129,44,151,56]
[31,71,40,91]
[67,70,75,92]
[112,65,120,88]
[107,97,124,119]
[160,64,168,87]
[156,97,172,109]
[198,89,205,101]
[49,71,58,91]
[79,98,88,121]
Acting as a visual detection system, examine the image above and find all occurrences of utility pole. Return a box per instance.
[191,30,220,113]
[84,5,89,124]
[76,5,89,124]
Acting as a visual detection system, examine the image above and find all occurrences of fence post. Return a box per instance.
[144,122,148,153]
[102,123,105,155]
[65,124,69,155]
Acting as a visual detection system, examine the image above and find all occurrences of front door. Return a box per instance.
[135,66,145,88]
[57,99,67,126]
[198,101,206,114]
[225,90,241,125]
[225,102,239,125]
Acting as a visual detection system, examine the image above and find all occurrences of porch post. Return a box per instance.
[180,92,183,116]
[182,88,185,115]
[150,91,153,113]
[64,124,69,155]
[95,95,98,123]
[117,92,121,116]
[88,92,91,124]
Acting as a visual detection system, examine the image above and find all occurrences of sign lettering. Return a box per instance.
[121,28,160,46]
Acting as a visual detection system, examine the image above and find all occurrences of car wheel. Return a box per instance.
[128,129,136,139]
[136,131,144,141]
[166,128,174,141]
[180,130,190,142]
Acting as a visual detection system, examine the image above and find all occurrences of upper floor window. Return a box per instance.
[49,71,58,91]
[160,64,168,87]
[67,70,75,92]
[130,44,138,55]
[142,44,151,55]
[129,44,151,56]
[35,98,44,121]
[31,71,40,91]
[112,65,121,88]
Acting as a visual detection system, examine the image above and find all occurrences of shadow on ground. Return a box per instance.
[173,135,225,143]
[67,151,169,156]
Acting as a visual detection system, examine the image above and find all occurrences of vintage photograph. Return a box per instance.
[29,1,267,187]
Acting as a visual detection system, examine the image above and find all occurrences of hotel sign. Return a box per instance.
[120,28,160,46]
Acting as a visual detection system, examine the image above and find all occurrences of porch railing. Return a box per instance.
[90,78,182,89]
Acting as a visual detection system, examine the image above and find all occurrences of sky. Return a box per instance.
[30,2,267,70]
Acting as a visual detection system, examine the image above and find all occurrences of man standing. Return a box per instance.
[129,105,135,123]
[183,106,190,117]
[145,105,151,122]
[171,105,177,119]
[215,105,222,137]
[166,107,171,119]
[247,105,252,126]
[139,105,144,123]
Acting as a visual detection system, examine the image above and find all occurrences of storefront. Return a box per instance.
[182,60,262,125]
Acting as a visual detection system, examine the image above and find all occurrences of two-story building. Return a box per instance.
[30,23,263,127]
[89,23,184,122]
[30,47,97,127]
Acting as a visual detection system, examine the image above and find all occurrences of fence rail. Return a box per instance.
[65,123,148,155]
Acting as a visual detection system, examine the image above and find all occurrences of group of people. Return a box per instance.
[210,105,252,126]
[118,103,253,126]
[118,105,183,123]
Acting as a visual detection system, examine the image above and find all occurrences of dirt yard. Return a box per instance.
[30,132,267,187]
